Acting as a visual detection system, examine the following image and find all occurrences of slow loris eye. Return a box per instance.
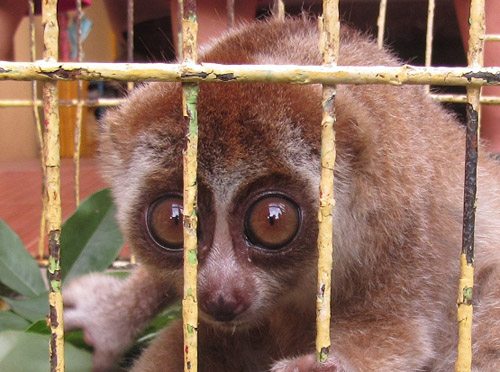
[147,196,184,250]
[245,195,300,250]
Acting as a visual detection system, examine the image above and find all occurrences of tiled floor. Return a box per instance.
[0,158,107,256]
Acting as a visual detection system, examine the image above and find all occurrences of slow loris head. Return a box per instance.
[98,17,426,330]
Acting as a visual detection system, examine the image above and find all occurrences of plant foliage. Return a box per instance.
[0,189,178,371]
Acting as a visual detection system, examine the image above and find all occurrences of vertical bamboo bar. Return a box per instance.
[456,1,485,371]
[177,0,184,59]
[126,0,134,91]
[42,0,64,371]
[376,0,388,50]
[424,0,435,94]
[28,0,47,260]
[273,0,285,21]
[127,0,136,264]
[181,1,199,372]
[226,0,235,29]
[316,0,339,363]
[73,0,84,206]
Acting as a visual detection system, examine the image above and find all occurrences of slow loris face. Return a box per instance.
[102,79,323,329]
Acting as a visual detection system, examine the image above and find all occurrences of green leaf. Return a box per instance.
[25,319,50,335]
[0,219,46,297]
[2,292,49,322]
[147,303,182,332]
[0,311,30,332]
[106,270,131,279]
[0,282,17,298]
[66,330,93,351]
[61,189,124,282]
[0,330,92,372]
[137,303,181,344]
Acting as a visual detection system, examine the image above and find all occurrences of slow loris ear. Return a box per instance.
[97,106,126,186]
[97,82,183,185]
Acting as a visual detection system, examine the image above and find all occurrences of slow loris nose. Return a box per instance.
[198,208,253,322]
[200,289,249,322]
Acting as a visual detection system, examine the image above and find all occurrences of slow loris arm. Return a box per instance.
[64,265,177,372]
[271,314,436,372]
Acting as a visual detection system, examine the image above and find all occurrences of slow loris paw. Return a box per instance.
[64,273,133,372]
[271,354,346,372]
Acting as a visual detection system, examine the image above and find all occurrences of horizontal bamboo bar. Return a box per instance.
[485,34,500,41]
[1,61,499,86]
[431,94,500,104]
[2,94,500,109]
[36,258,136,270]
[0,98,123,107]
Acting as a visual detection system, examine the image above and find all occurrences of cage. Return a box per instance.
[0,0,499,371]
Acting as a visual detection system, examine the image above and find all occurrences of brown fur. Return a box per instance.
[64,18,500,372]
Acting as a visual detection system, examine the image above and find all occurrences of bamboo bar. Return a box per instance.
[73,0,84,206]
[28,0,47,259]
[1,61,499,86]
[176,0,184,59]
[226,0,235,28]
[181,1,199,372]
[431,94,500,105]
[424,0,435,93]
[315,0,339,363]
[376,0,387,50]
[3,94,500,108]
[274,0,285,21]
[485,34,500,42]
[456,0,485,371]
[126,0,134,92]
[424,0,435,68]
[0,98,123,107]
[42,1,64,371]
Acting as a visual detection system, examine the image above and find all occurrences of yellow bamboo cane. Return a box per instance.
[315,0,339,363]
[456,1,485,371]
[181,1,199,372]
[42,0,64,371]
